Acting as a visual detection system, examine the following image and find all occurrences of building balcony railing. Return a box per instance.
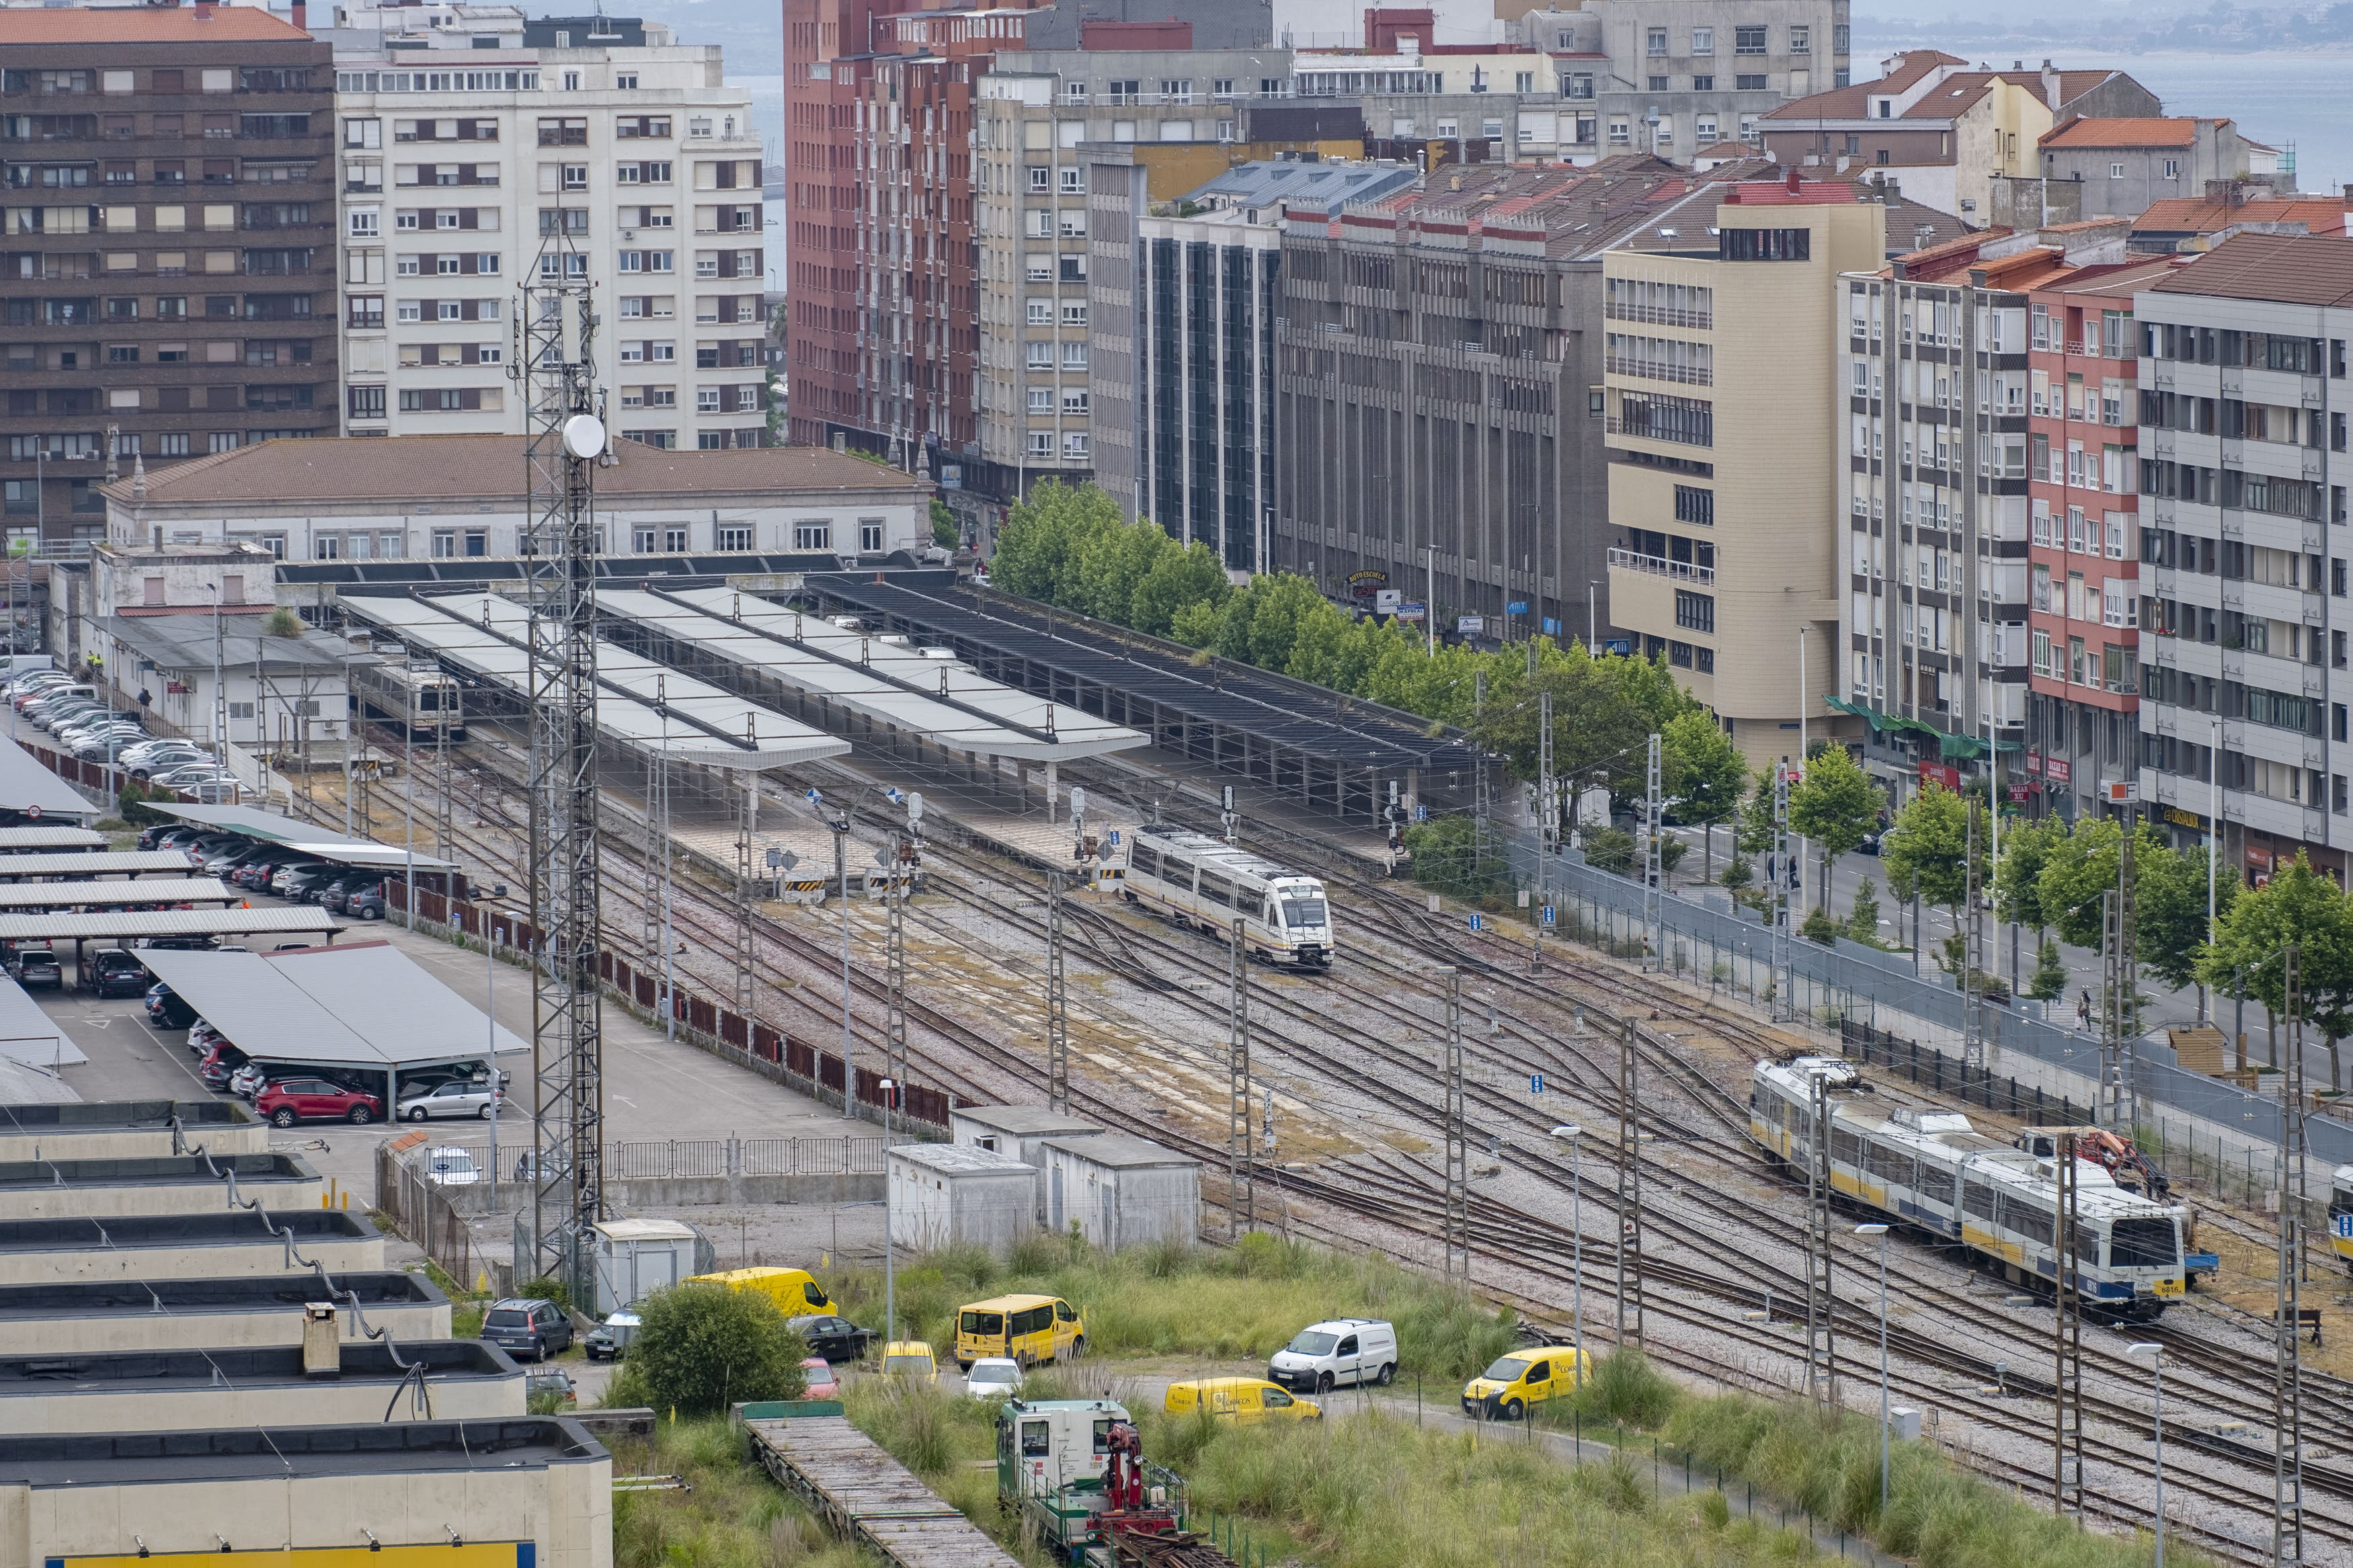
[1607,546,1714,586]
[1603,301,1712,331]
[1605,353,1710,386]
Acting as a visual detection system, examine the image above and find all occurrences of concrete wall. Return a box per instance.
[889,1157,1037,1255]
[0,1231,384,1285]
[0,1172,327,1221]
[0,1367,522,1434]
[1044,1148,1201,1248]
[0,1296,452,1356]
[438,1172,879,1219]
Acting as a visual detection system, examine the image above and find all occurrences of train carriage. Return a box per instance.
[1121,827,1334,971]
[1751,1057,2188,1319]
[352,658,465,739]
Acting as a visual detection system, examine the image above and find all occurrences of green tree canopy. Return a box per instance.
[1789,746,1882,910]
[1661,710,1748,880]
[1882,784,1984,915]
[1993,813,2066,935]
[621,1282,808,1417]
[2197,852,2353,1061]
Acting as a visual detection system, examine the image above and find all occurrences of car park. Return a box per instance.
[963,1357,1023,1403]
[1267,1319,1397,1394]
[9,947,60,989]
[309,870,376,907]
[270,861,333,897]
[344,884,389,920]
[396,1079,504,1122]
[278,864,345,901]
[321,876,382,915]
[146,984,196,1029]
[787,1314,873,1366]
[196,1045,249,1093]
[480,1297,573,1361]
[255,1077,381,1126]
[78,950,150,997]
[584,1310,641,1361]
[228,1062,279,1100]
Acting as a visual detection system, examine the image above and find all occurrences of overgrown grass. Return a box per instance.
[826,1231,1517,1380]
[606,1419,863,1568]
[413,1257,487,1338]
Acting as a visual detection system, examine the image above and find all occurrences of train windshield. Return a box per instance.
[2108,1217,2179,1269]
[1280,897,1328,928]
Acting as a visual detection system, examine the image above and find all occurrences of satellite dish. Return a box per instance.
[560,413,608,460]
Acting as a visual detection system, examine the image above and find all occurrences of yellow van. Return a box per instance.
[686,1267,836,1316]
[1460,1345,1590,1421]
[881,1341,939,1381]
[955,1294,1084,1370]
[1164,1376,1322,1424]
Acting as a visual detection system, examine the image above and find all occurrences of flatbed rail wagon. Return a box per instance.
[739,1404,1022,1568]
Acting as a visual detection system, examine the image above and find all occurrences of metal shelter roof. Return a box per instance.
[130,942,527,1071]
[342,594,853,772]
[155,804,460,872]
[0,976,81,1069]
[0,877,238,911]
[0,742,99,825]
[0,827,106,853]
[0,908,341,943]
[599,585,1150,762]
[0,852,198,881]
[804,576,1482,775]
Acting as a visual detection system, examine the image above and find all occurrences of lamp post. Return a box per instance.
[1855,1222,1891,1512]
[1423,544,1436,657]
[2124,1342,2165,1568]
[1550,1123,1583,1385]
[201,582,226,752]
[880,1074,897,1346]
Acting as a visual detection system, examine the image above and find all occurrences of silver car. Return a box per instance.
[396,1079,505,1121]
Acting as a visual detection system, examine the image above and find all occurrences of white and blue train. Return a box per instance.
[1751,1057,2188,1320]
[1122,827,1334,971]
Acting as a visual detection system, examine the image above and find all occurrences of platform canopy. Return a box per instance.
[155,804,459,872]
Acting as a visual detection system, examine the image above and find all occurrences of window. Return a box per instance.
[1693,75,1714,91]
[1647,27,1668,52]
[1719,227,1810,261]
[1789,25,1809,52]
[1674,590,1714,633]
[1648,75,1669,91]
[1735,25,1767,52]
[793,520,832,551]
[1735,73,1768,91]
[716,525,752,551]
[1691,26,1714,52]
[860,519,885,554]
[1027,431,1054,458]
[2110,161,2125,178]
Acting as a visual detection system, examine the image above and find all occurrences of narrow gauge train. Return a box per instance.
[1121,827,1335,971]
[351,659,465,739]
[1751,1057,2188,1319]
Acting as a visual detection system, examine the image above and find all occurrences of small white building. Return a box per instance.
[589,1216,705,1315]
[1041,1133,1200,1251]
[949,1105,1103,1229]
[888,1143,1039,1257]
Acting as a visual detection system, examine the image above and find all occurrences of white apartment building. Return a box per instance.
[327,3,768,448]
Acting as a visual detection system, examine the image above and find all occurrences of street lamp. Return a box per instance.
[2124,1341,2165,1568]
[1551,1123,1583,1385]
[1855,1222,1891,1512]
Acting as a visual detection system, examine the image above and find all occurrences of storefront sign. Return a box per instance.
[2024,751,2043,775]
[1918,760,1962,792]
[2163,805,2206,831]
[2009,784,2032,802]
[2045,757,2072,784]
[1347,569,1389,598]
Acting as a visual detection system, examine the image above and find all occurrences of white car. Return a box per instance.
[963,1356,1024,1402]
[419,1147,481,1186]
[397,1079,506,1121]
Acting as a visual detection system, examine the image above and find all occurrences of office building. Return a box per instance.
[329,2,764,448]
[1603,171,1884,762]
[0,7,336,543]
[2131,233,2352,878]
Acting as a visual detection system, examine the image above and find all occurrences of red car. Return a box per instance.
[255,1077,382,1126]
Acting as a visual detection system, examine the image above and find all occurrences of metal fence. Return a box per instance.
[374,1140,473,1284]
[602,1136,884,1180]
[1841,1017,2095,1125]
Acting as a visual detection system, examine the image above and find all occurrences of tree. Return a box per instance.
[1661,710,1746,883]
[2135,835,2231,993]
[1127,540,1228,639]
[990,479,1122,606]
[2028,936,2068,1001]
[619,1282,808,1417]
[1788,746,1882,914]
[929,497,959,549]
[1993,813,2065,942]
[262,606,305,639]
[1800,903,1839,947]
[1847,876,1882,946]
[1881,784,1983,927]
[1404,814,1507,901]
[2198,852,2353,1087]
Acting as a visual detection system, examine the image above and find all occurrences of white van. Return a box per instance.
[1267,1318,1396,1393]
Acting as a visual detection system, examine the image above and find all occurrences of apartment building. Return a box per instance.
[1299,13,1574,164]
[329,3,765,448]
[2029,118,2264,225]
[1514,0,1850,167]
[1604,172,1884,763]
[2132,233,2353,880]
[0,7,337,543]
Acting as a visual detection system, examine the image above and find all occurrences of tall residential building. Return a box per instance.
[329,3,764,450]
[0,7,336,543]
[1297,13,1576,165]
[2132,234,2352,879]
[1603,173,1884,763]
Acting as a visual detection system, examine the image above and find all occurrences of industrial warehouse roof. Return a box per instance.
[0,851,198,880]
[344,593,852,770]
[0,1209,374,1254]
[0,826,105,853]
[807,577,1482,774]
[0,1417,596,1485]
[0,741,100,825]
[131,943,527,1071]
[600,585,1151,761]
[0,876,237,911]
[0,1270,438,1319]
[156,803,460,870]
[0,1339,514,1394]
[0,907,341,943]
[0,974,81,1070]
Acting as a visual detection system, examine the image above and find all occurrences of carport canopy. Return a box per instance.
[0,827,106,854]
[0,852,194,882]
[154,804,460,871]
[131,942,526,1100]
[0,907,342,943]
[0,741,101,826]
[0,974,82,1069]
[0,878,239,912]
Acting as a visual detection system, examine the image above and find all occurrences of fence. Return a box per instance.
[373,1140,473,1285]
[1840,1018,2095,1125]
[602,1136,883,1180]
[387,880,960,1134]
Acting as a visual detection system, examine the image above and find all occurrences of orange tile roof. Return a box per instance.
[0,6,313,42]
[2040,117,2198,149]
[2133,195,2352,234]
[1761,50,1962,122]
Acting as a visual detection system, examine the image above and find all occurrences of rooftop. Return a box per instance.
[1761,50,1962,122]
[0,1100,250,1136]
[104,436,928,511]
[0,1270,441,1319]
[0,1417,596,1486]
[1179,158,1421,212]
[2132,194,2353,237]
[0,1209,374,1253]
[0,7,316,44]
[157,802,458,869]
[892,1143,1035,1174]
[0,1151,315,1192]
[2040,116,2202,149]
[952,1105,1105,1137]
[0,740,102,824]
[1043,1132,1200,1169]
[0,827,107,852]
[0,1339,514,1393]
[96,618,368,677]
[2149,231,2353,306]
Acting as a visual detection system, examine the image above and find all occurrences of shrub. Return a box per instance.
[1800,904,1840,948]
[518,1274,573,1315]
[262,606,305,638]
[620,1282,807,1417]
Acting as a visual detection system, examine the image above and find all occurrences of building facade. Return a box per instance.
[0,8,337,542]
[329,3,764,448]
[2132,233,2352,880]
[1605,173,1884,762]
[2032,116,2261,225]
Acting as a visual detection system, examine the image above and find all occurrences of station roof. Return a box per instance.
[0,851,197,880]
[601,585,1150,762]
[0,1417,594,1485]
[156,803,459,871]
[0,826,106,853]
[0,907,341,943]
[0,1209,373,1253]
[0,741,100,825]
[132,942,528,1071]
[0,1339,514,1394]
[344,593,853,771]
[0,974,81,1070]
[0,1151,315,1192]
[807,576,1482,774]
[0,876,237,911]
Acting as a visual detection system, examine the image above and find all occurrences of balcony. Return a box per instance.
[1607,546,1714,586]
[1605,353,1710,387]
[1603,300,1711,331]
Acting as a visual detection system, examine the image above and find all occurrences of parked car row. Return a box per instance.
[134,825,391,917]
[4,671,237,790]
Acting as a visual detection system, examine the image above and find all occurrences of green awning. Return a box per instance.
[1833,698,2021,756]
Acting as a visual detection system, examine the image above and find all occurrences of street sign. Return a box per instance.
[1540,903,1556,927]
[1467,912,1484,932]
[765,848,790,870]
[2105,780,2138,804]
[1107,829,1122,846]
[1457,614,1484,636]
[22,804,38,821]
[2338,1214,2353,1241]
[1412,804,1429,823]
[1529,1073,1544,1095]
[803,786,825,807]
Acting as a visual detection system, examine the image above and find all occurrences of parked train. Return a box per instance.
[1751,1057,2188,1319]
[1122,827,1334,971]
[352,659,465,739]
[2331,1165,2353,1273]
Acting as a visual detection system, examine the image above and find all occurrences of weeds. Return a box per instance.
[605,1418,863,1568]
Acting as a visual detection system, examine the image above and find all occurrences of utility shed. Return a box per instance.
[0,1270,450,1354]
[0,1099,270,1161]
[590,1217,710,1316]
[949,1105,1103,1227]
[1040,1134,1201,1250]
[0,1209,383,1284]
[889,1143,1038,1255]
[0,1151,324,1220]
[0,1417,610,1568]
[0,1339,524,1432]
